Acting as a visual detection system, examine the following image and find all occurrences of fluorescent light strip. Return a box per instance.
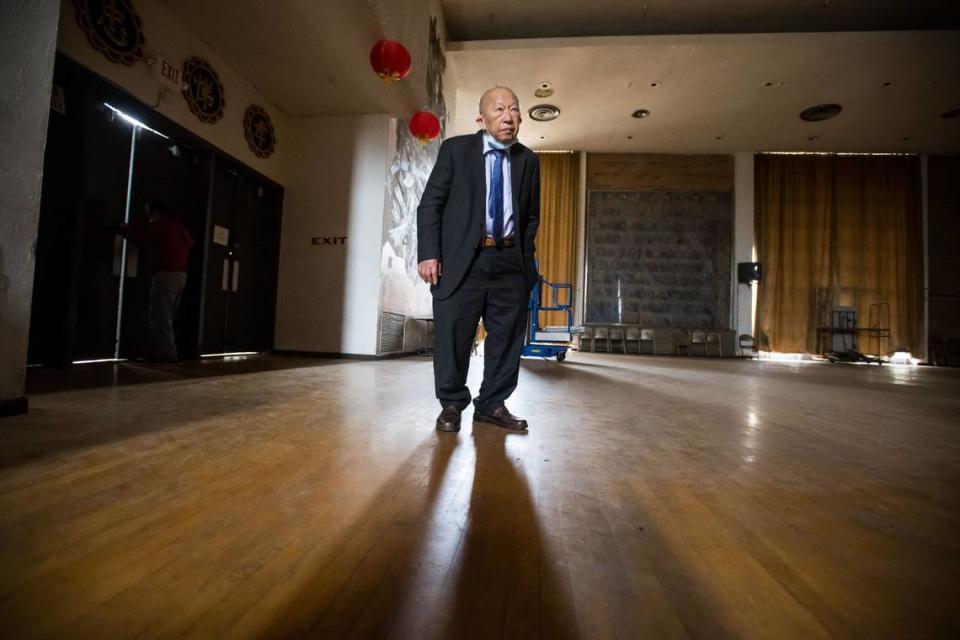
[72,358,128,364]
[103,103,169,139]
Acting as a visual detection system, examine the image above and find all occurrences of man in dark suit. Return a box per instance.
[417,86,540,433]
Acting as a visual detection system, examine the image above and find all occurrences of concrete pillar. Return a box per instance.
[733,151,756,346]
[0,0,60,416]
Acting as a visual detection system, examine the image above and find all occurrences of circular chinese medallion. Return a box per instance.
[243,105,276,158]
[182,57,225,124]
[74,0,145,65]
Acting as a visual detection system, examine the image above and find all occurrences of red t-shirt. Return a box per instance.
[124,215,195,273]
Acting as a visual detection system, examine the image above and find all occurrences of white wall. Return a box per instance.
[275,115,394,355]
[56,0,292,184]
[0,0,60,414]
[734,152,756,341]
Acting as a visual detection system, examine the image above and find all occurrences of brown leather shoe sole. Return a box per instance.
[473,411,528,431]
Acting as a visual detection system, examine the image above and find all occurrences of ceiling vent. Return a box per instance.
[529,104,560,122]
[799,103,842,122]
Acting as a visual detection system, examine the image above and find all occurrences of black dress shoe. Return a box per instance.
[436,405,462,432]
[473,406,528,431]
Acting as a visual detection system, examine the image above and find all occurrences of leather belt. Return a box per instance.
[481,235,515,248]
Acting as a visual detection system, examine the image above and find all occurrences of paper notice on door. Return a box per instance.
[213,225,229,246]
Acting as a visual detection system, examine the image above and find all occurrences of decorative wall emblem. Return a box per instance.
[181,57,225,124]
[243,105,276,158]
[74,0,145,66]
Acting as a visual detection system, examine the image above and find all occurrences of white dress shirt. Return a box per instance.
[482,133,515,238]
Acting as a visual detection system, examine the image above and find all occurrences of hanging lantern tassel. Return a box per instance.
[370,40,412,83]
[409,111,441,144]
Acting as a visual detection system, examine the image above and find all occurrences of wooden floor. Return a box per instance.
[1,353,958,639]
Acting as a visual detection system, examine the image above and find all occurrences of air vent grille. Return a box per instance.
[378,311,405,354]
[528,104,560,122]
[799,103,842,122]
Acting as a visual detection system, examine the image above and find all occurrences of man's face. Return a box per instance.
[476,89,522,143]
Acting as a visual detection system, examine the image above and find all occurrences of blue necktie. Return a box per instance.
[488,149,506,242]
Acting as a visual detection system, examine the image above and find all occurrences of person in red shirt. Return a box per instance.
[119,201,194,363]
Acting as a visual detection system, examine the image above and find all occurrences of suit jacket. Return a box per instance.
[417,130,541,300]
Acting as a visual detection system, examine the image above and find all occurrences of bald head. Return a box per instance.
[476,86,522,143]
[478,86,519,113]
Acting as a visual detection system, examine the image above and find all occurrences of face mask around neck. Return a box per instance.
[486,133,516,150]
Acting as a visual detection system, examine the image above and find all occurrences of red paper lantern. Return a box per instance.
[369,40,412,82]
[409,111,441,144]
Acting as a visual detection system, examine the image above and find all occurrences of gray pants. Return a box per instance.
[148,271,187,360]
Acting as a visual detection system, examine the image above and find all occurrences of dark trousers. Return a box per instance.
[432,245,530,411]
[148,271,187,360]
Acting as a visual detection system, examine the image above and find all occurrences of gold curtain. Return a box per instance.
[535,152,580,328]
[755,154,924,357]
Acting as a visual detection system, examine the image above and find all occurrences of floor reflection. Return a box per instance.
[436,424,580,640]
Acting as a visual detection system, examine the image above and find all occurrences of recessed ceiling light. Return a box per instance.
[941,107,960,118]
[528,104,560,122]
[799,103,842,122]
[631,109,650,118]
[534,82,554,98]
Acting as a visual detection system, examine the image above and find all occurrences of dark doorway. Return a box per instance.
[201,158,283,355]
[29,54,283,366]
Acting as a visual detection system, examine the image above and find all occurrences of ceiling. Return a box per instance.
[446,31,960,153]
[157,0,960,153]
[157,0,430,117]
[441,0,960,41]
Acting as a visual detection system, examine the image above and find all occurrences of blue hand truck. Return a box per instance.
[521,268,574,362]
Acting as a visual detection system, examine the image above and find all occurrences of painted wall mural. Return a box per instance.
[378,15,448,318]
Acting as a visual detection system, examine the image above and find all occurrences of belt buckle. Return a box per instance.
[483,235,514,248]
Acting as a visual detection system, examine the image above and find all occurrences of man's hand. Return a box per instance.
[418,259,441,285]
